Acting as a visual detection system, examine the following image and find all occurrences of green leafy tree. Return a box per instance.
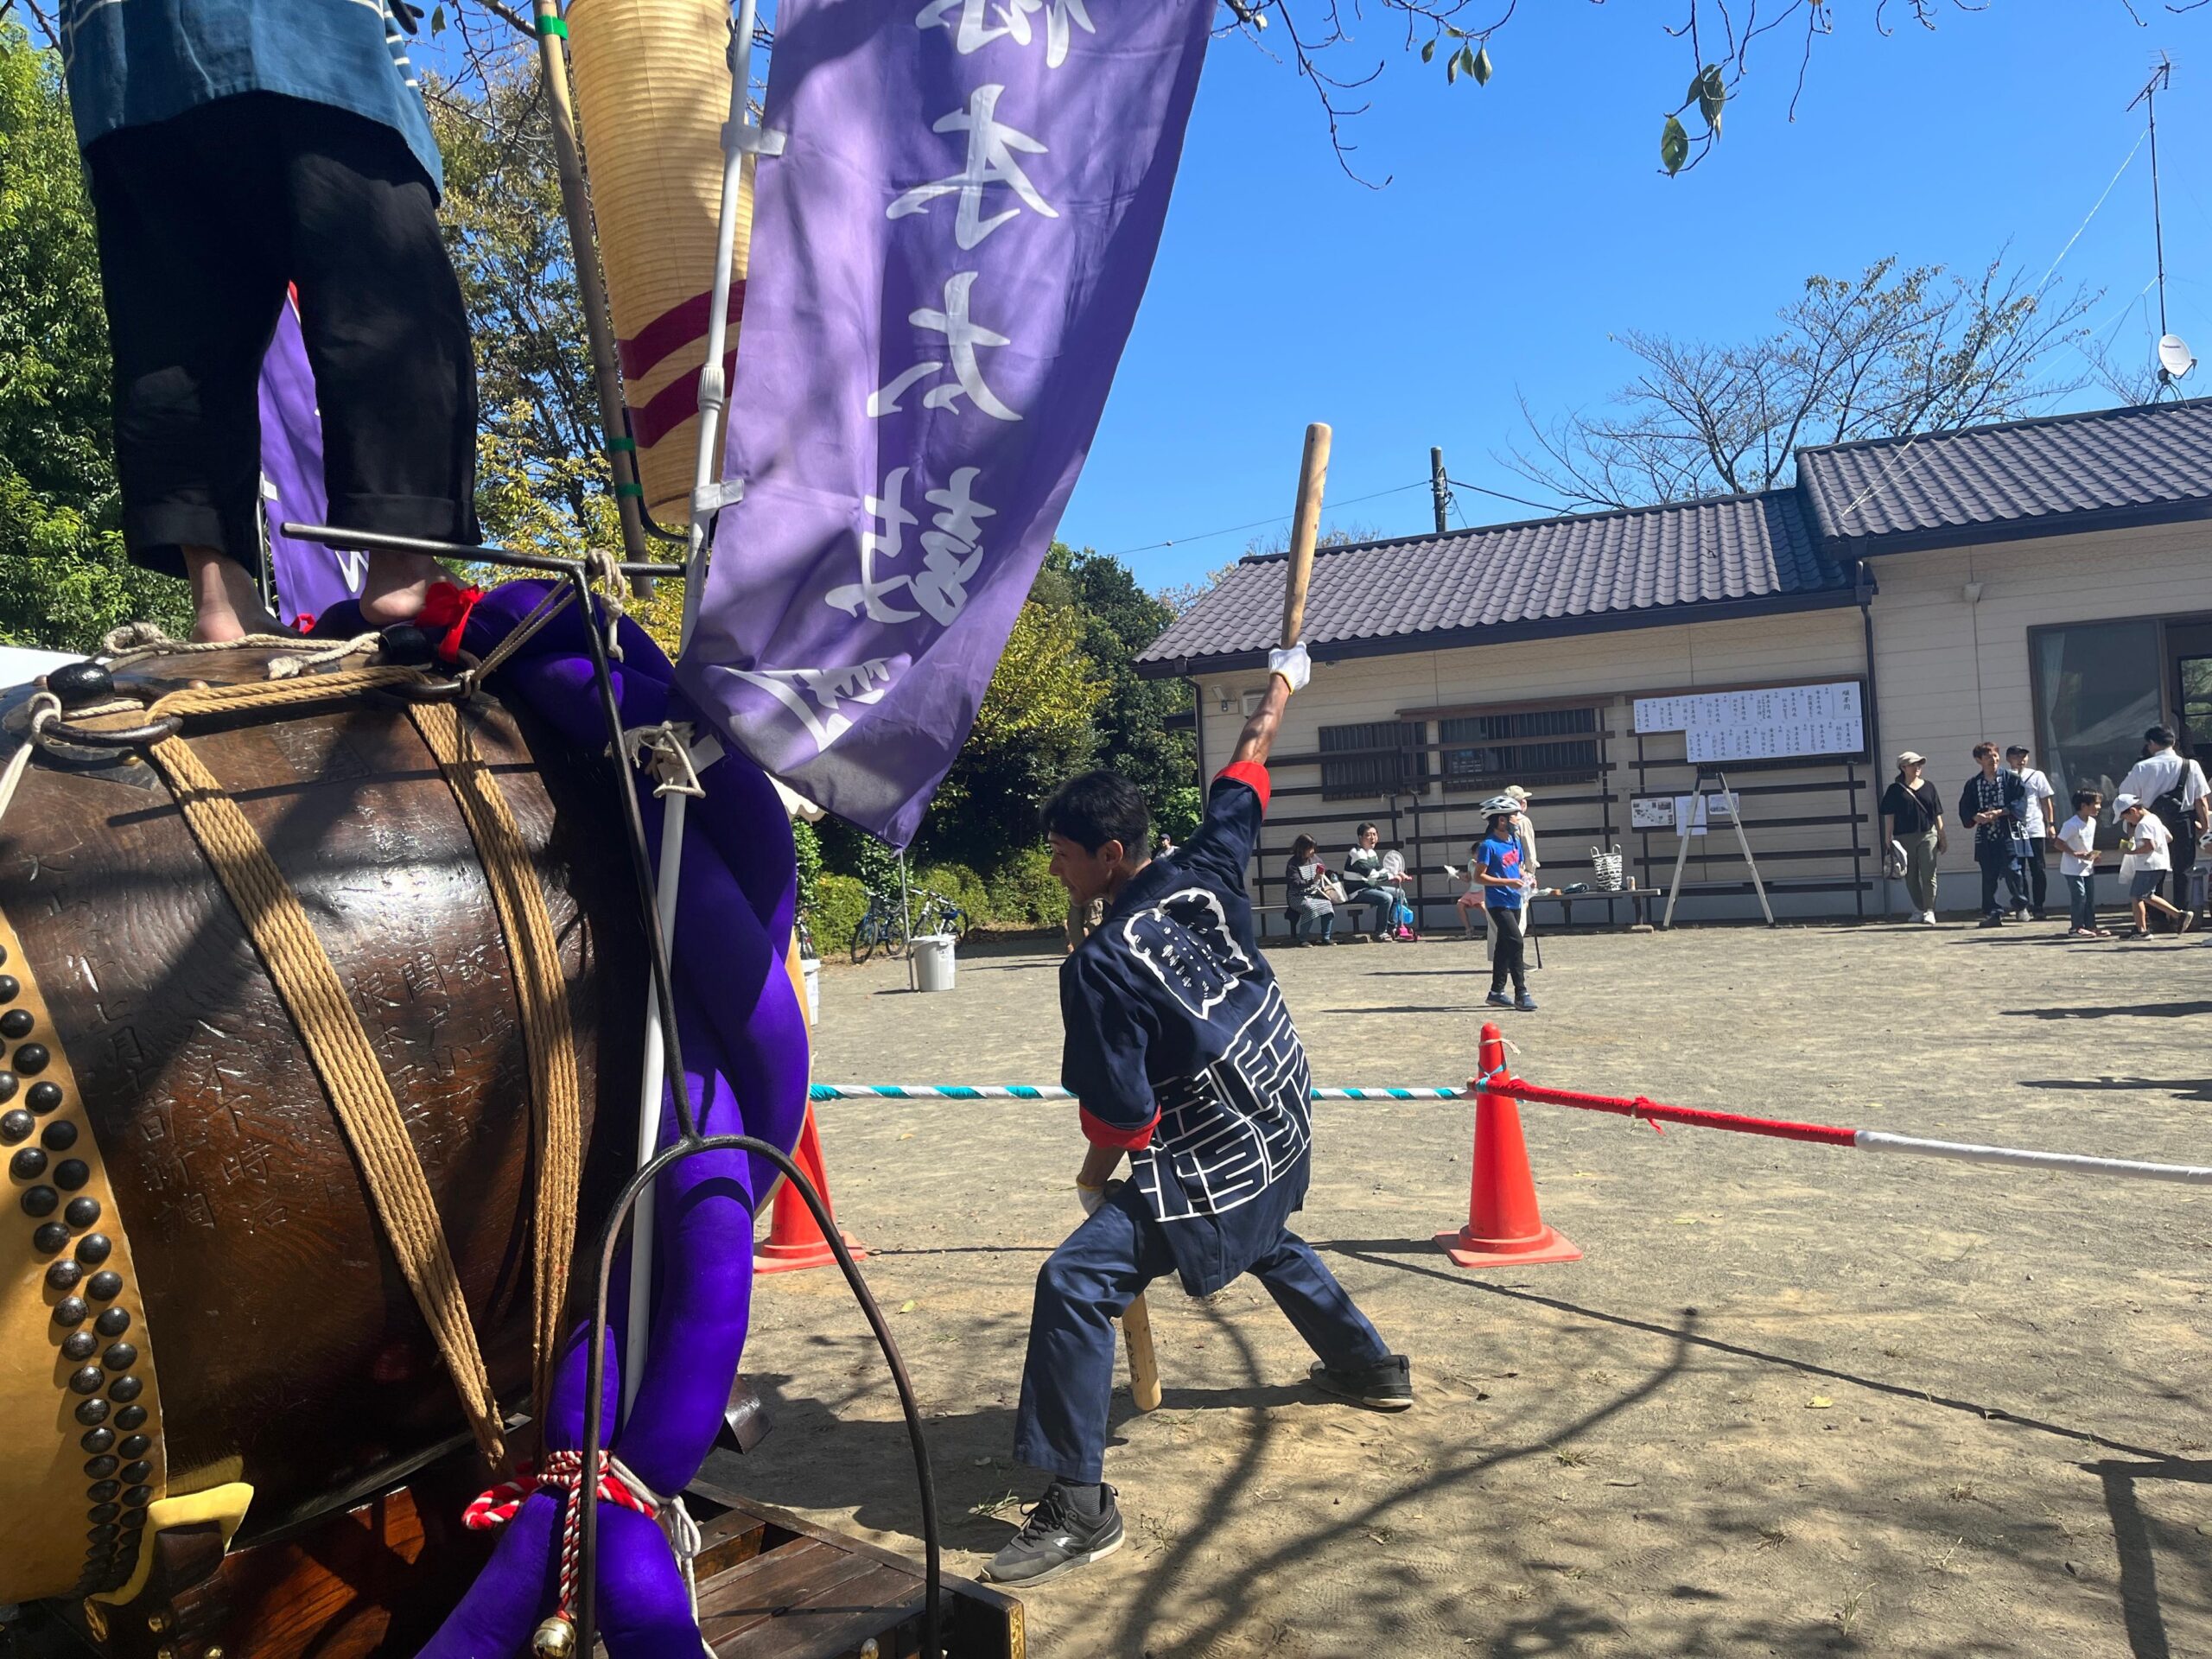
[1043,541,1194,832]
[925,595,1109,868]
[0,25,188,649]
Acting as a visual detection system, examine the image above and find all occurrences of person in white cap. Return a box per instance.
[1880,751,1946,923]
[2115,794,2195,938]
[2117,727,2209,929]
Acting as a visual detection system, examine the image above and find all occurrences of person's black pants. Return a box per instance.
[1487,905,1527,995]
[2023,837,2050,915]
[84,93,477,579]
[1977,848,2025,918]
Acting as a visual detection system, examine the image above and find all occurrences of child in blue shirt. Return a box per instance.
[1475,798,1537,1012]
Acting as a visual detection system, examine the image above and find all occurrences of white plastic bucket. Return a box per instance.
[912,933,957,993]
[800,955,821,1023]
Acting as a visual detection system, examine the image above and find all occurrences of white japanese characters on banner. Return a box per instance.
[683,0,1214,846]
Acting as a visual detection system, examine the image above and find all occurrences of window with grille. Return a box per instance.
[1319,721,1428,801]
[1440,706,1599,792]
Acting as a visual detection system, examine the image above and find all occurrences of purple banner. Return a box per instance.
[257,296,362,626]
[677,0,1215,847]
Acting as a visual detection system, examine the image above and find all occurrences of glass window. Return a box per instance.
[2032,620,2161,844]
[1439,706,1599,794]
[2179,653,2212,759]
[1318,721,1427,802]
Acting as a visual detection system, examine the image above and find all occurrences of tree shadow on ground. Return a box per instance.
[709,1365,1330,1551]
[1318,1239,2173,1460]
[2018,1077,2212,1103]
[2088,1457,2212,1659]
[2000,1001,2212,1020]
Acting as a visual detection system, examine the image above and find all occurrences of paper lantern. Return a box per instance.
[567,0,751,526]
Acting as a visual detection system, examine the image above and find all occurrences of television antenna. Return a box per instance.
[2127,54,2189,398]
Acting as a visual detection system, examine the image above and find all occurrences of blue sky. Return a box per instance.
[1058,3,2212,591]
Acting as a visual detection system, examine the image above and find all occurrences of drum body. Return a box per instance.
[0,649,643,1605]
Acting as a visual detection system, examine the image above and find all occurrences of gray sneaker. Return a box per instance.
[1309,1353,1414,1411]
[982,1481,1125,1586]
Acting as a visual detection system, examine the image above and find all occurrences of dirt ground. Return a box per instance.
[722,918,2212,1658]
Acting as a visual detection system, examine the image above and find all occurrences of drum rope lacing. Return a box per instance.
[3,631,591,1471]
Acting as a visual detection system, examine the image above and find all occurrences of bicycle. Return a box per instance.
[849,890,910,964]
[913,887,970,943]
[794,909,817,962]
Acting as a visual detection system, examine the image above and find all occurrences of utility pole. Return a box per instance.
[1429,447,1450,535]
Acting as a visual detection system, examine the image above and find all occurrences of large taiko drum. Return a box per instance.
[0,646,643,1608]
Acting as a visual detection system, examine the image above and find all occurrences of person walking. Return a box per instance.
[989,644,1409,1586]
[2005,746,2056,921]
[2117,727,2209,929]
[1958,742,2030,927]
[2055,788,2110,938]
[1880,751,1947,923]
[2106,800,2194,942]
[2114,794,2196,938]
[1474,797,1537,1012]
[1282,836,1339,945]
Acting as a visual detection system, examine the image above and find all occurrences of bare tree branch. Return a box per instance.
[1499,256,2101,511]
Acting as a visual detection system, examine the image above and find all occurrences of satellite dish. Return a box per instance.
[2158,334,2196,380]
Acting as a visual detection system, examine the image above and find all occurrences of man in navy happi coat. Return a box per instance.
[984,642,1410,1587]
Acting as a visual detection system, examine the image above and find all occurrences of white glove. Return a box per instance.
[1268,642,1312,695]
[1077,1182,1106,1217]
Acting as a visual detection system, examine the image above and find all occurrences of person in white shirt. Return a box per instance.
[2117,726,2210,925]
[1503,785,1541,877]
[2004,746,2056,921]
[2114,793,2194,938]
[2054,788,2110,938]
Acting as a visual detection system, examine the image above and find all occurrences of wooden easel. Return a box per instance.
[1662,767,1775,927]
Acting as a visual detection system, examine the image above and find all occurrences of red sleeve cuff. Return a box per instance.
[1217,760,1271,811]
[1080,1104,1159,1150]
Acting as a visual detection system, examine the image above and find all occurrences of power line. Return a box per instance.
[1445,477,1573,517]
[1104,480,1427,558]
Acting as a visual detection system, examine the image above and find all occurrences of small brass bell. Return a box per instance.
[531,1614,577,1658]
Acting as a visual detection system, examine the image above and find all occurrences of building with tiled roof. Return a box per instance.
[1139,397,2212,925]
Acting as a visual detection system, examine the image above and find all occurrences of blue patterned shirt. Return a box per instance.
[58,0,443,194]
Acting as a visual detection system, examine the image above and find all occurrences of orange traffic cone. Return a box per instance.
[755,1103,868,1274]
[1434,1023,1581,1269]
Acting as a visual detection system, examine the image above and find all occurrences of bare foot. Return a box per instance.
[185,547,291,643]
[358,550,454,627]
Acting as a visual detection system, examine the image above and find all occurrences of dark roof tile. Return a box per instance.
[1139,490,1845,667]
[1799,396,2212,544]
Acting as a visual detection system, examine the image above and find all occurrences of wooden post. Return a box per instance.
[531,0,655,579]
[1281,423,1331,645]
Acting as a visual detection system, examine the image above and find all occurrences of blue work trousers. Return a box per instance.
[1013,1185,1390,1484]
[1977,844,2026,918]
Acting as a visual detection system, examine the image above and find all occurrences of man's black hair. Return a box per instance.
[2072,787,2102,811]
[2146,725,2177,749]
[1041,770,1150,856]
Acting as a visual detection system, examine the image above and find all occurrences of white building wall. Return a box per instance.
[1868,517,2212,912]
[1179,518,2212,929]
[1191,606,1873,931]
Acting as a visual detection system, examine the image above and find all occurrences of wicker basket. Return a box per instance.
[567,0,753,524]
